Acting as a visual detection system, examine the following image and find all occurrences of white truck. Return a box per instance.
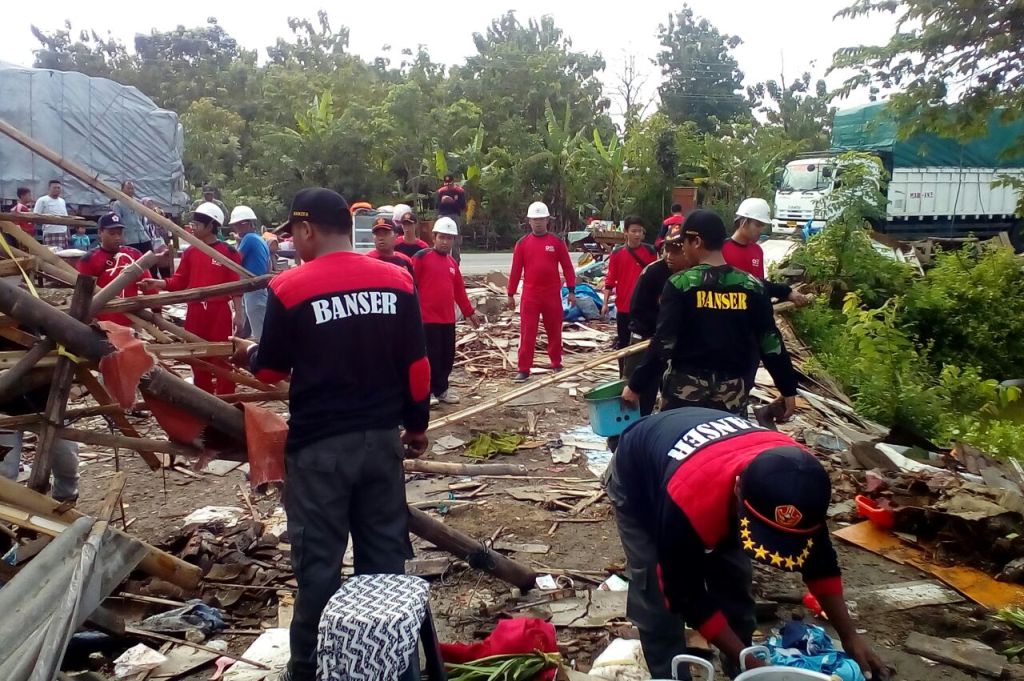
[773,103,1024,247]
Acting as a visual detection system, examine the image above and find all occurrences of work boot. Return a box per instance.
[439,391,461,405]
[514,372,530,383]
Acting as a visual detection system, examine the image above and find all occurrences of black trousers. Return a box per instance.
[615,312,632,374]
[285,430,413,681]
[424,323,456,397]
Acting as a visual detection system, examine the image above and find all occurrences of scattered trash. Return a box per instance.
[113,644,167,678]
[535,575,559,591]
[588,638,649,681]
[434,435,467,451]
[138,600,226,640]
[766,620,865,681]
[182,506,247,528]
[222,628,290,681]
[550,445,576,464]
[598,574,629,592]
[852,580,963,612]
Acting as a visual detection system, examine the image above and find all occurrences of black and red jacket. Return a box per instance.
[604,243,657,314]
[77,245,144,326]
[609,408,842,641]
[395,239,430,259]
[367,249,414,277]
[437,183,467,216]
[251,251,430,448]
[412,248,474,324]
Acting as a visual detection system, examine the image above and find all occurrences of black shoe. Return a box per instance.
[514,372,530,383]
[552,365,564,373]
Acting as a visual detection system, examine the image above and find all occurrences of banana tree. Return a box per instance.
[590,129,627,220]
[524,99,588,231]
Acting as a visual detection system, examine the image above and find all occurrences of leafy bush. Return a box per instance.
[902,246,1024,381]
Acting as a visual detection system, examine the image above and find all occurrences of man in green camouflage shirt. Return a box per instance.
[622,210,798,418]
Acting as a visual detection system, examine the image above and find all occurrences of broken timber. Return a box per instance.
[99,274,274,315]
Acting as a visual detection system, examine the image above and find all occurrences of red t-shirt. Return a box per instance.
[12,202,34,236]
[508,232,576,297]
[412,248,474,324]
[77,246,144,326]
[165,241,242,299]
[722,238,765,279]
[605,243,658,314]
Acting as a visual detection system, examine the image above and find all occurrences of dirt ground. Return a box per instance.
[61,346,1024,681]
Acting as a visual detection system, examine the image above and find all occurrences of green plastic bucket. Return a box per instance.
[584,379,641,437]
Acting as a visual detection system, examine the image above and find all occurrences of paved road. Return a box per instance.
[460,251,513,274]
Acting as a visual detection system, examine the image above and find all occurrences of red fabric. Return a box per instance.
[77,246,144,326]
[722,239,765,279]
[666,430,803,548]
[605,245,657,313]
[806,576,844,599]
[96,321,154,408]
[412,249,474,323]
[517,293,563,372]
[697,611,729,641]
[440,618,558,680]
[12,202,33,235]
[185,301,235,394]
[408,356,430,407]
[164,241,242,298]
[243,403,286,491]
[145,394,206,449]
[508,233,576,296]
[272,251,413,309]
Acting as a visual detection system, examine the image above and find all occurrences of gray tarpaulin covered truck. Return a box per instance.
[0,62,188,216]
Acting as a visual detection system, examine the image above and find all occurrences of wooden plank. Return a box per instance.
[101,273,273,314]
[904,632,1005,678]
[0,342,234,368]
[0,257,35,278]
[77,370,163,470]
[29,276,94,492]
[20,423,201,458]
[0,220,79,277]
[0,119,253,279]
[0,212,95,227]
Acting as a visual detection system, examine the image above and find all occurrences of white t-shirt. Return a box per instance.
[33,195,68,235]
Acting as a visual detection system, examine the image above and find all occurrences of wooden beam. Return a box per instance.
[29,276,94,492]
[0,212,95,228]
[0,324,41,348]
[404,460,528,476]
[88,250,162,315]
[0,403,124,430]
[215,389,289,403]
[0,221,79,278]
[0,342,233,369]
[20,423,201,458]
[0,279,113,360]
[99,273,273,314]
[0,257,35,278]
[0,475,201,589]
[76,370,162,470]
[407,507,537,590]
[0,241,77,286]
[0,340,55,403]
[0,119,253,279]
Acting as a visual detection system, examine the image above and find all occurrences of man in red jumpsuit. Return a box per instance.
[412,217,480,405]
[507,201,576,383]
[77,212,143,327]
[141,202,244,394]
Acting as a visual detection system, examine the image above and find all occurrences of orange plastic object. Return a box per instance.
[834,521,1024,610]
[243,404,286,491]
[802,592,824,618]
[97,321,155,408]
[855,495,895,530]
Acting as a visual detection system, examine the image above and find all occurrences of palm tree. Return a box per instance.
[525,100,587,231]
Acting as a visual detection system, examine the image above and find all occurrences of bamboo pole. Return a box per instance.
[0,342,233,369]
[0,212,95,227]
[20,424,201,458]
[0,220,80,278]
[404,460,528,476]
[0,257,36,278]
[0,240,77,286]
[100,273,273,315]
[426,341,649,432]
[88,250,162,315]
[0,119,253,279]
[0,340,54,402]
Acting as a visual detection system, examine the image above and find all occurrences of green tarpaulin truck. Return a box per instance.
[772,102,1024,246]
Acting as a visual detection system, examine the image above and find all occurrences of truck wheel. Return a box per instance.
[1012,220,1024,253]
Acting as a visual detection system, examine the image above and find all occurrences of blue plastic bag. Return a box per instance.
[767,621,866,681]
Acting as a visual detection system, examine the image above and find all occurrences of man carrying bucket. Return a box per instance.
[606,407,890,680]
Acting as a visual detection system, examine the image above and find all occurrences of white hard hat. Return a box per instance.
[377,205,395,215]
[228,205,258,225]
[194,201,224,226]
[392,203,413,222]
[527,201,550,219]
[736,198,771,225]
[433,217,459,236]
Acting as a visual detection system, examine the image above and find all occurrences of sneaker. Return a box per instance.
[430,395,440,407]
[514,372,530,383]
[439,391,461,405]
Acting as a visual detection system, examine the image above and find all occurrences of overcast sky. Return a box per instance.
[0,0,896,110]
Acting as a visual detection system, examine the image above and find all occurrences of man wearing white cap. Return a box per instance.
[507,202,576,382]
[412,217,481,405]
[229,205,271,339]
[724,198,809,306]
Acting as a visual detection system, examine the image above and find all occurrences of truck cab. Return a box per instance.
[772,154,838,235]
